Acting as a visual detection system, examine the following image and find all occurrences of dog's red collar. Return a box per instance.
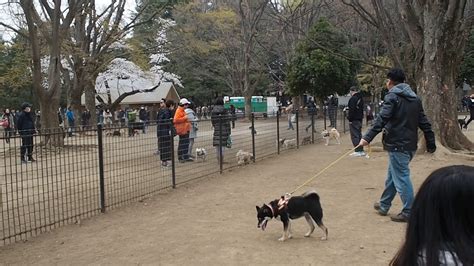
[265,203,276,217]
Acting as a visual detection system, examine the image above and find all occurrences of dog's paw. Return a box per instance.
[278,236,287,241]
[287,234,293,239]
[304,232,312,237]
[321,236,328,241]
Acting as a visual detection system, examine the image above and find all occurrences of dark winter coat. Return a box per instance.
[347,92,364,122]
[157,108,173,137]
[16,111,35,136]
[363,83,435,152]
[211,105,231,147]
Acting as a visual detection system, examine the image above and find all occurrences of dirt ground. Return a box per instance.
[0,128,472,265]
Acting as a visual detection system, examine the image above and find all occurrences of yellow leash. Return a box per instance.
[289,145,371,195]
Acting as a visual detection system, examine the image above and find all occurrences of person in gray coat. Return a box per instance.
[211,97,231,163]
[185,103,199,159]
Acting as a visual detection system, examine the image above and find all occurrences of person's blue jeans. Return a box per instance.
[379,151,415,216]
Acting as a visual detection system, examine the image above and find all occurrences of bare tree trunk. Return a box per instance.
[85,86,97,125]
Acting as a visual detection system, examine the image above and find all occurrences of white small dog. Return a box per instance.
[236,150,254,165]
[321,128,341,145]
[195,148,207,162]
[283,138,297,149]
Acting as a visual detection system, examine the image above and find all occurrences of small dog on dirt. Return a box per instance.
[236,150,253,165]
[256,190,328,241]
[195,148,207,162]
[458,116,468,129]
[301,136,312,145]
[321,128,340,145]
[278,138,297,149]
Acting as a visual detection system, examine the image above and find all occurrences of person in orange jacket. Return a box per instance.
[174,98,193,162]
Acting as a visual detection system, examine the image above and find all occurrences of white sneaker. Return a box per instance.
[350,151,366,157]
[349,152,359,156]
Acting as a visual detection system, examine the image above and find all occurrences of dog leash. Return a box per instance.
[288,144,371,195]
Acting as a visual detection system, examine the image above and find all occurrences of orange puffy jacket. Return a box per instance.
[173,106,191,136]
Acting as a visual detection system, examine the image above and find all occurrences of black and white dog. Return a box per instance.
[458,116,468,129]
[256,191,328,241]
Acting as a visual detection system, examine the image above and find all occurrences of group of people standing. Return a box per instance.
[156,97,232,168]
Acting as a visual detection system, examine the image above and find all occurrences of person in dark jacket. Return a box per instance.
[359,68,436,223]
[305,99,317,133]
[463,94,474,129]
[229,104,236,129]
[16,102,36,163]
[347,86,365,156]
[211,97,231,164]
[327,94,338,128]
[157,100,175,167]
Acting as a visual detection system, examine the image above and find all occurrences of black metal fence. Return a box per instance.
[0,110,346,245]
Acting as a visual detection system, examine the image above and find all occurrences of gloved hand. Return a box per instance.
[426,142,436,153]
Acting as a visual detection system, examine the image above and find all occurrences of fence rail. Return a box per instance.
[1,110,346,246]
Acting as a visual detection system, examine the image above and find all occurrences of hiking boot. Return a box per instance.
[373,202,388,216]
[390,213,409,223]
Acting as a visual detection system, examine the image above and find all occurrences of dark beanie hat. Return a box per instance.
[21,102,32,110]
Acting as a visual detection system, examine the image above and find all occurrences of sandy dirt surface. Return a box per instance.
[0,128,472,265]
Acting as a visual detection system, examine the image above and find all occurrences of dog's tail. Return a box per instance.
[302,190,319,200]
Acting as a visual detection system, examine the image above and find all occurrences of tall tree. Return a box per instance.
[343,0,474,151]
[8,0,83,145]
[286,19,360,98]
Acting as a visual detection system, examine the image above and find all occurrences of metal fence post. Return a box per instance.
[97,124,106,213]
[311,113,315,144]
[277,110,280,154]
[251,113,256,162]
[170,119,176,188]
[343,109,347,134]
[296,110,299,149]
[219,114,223,174]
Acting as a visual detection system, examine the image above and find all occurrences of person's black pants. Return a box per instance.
[178,133,190,161]
[20,135,34,160]
[349,120,363,152]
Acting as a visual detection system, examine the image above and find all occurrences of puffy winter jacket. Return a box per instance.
[173,106,191,136]
[347,92,364,122]
[363,83,435,152]
[211,105,231,147]
[16,111,35,136]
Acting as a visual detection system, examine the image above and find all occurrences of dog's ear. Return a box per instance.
[256,206,260,212]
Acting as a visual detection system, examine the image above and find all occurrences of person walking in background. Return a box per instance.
[327,94,338,128]
[1,109,15,143]
[359,68,436,223]
[463,94,474,129]
[127,108,137,137]
[305,98,317,133]
[229,104,236,129]
[347,86,365,157]
[80,108,91,131]
[201,105,208,120]
[285,101,295,130]
[391,165,474,265]
[211,97,231,164]
[103,109,113,128]
[185,102,199,159]
[157,99,174,167]
[174,98,193,163]
[139,106,148,134]
[366,104,374,126]
[66,106,75,137]
[16,102,36,163]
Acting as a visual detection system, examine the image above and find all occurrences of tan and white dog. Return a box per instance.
[321,128,340,145]
[236,150,254,165]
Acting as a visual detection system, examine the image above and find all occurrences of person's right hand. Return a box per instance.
[358,139,369,147]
